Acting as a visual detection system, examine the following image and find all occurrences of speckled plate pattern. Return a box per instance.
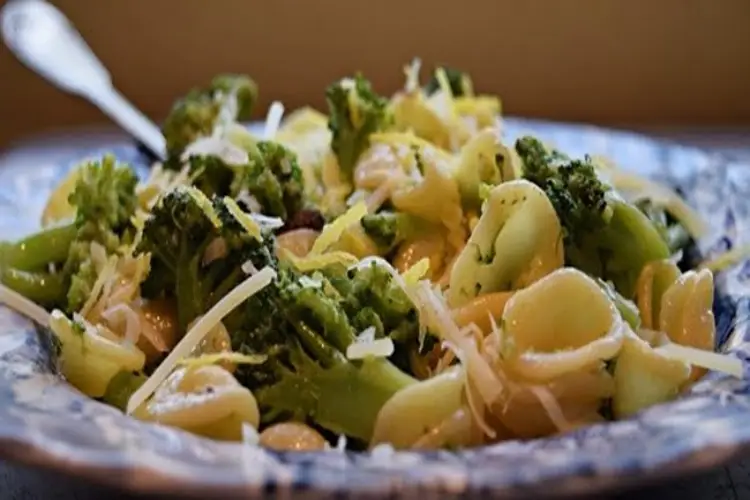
[0,118,749,498]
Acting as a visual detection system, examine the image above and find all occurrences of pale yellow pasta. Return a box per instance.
[500,268,625,382]
[371,366,481,449]
[490,366,614,439]
[276,228,319,258]
[49,310,146,398]
[391,90,453,151]
[612,333,691,418]
[451,291,514,333]
[259,422,328,451]
[139,365,260,441]
[390,147,466,250]
[447,180,563,307]
[453,128,518,207]
[635,260,681,330]
[393,232,447,280]
[659,268,716,380]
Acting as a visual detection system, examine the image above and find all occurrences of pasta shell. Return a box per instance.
[635,260,681,330]
[659,268,716,379]
[371,366,479,449]
[447,180,563,307]
[613,333,691,418]
[500,268,625,382]
[142,365,260,441]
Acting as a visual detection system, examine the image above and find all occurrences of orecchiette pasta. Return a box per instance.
[635,260,681,330]
[613,333,691,418]
[259,422,328,451]
[138,365,260,441]
[394,232,447,280]
[276,229,320,258]
[48,310,146,398]
[371,366,481,449]
[499,268,625,382]
[447,180,563,307]
[659,268,716,379]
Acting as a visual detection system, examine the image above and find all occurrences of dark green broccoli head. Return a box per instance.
[139,188,276,330]
[231,141,304,220]
[516,135,670,298]
[162,74,259,162]
[183,140,305,221]
[424,66,472,97]
[326,74,392,181]
[229,258,417,441]
[516,136,610,245]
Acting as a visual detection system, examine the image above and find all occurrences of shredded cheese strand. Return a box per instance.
[657,343,744,378]
[126,266,276,414]
[263,101,285,140]
[223,196,262,241]
[177,351,267,367]
[0,284,50,326]
[310,201,368,255]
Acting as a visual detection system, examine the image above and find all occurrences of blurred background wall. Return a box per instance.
[1,0,749,148]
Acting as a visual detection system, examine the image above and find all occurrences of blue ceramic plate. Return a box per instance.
[1,118,749,498]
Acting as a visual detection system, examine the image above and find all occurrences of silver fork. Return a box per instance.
[1,0,167,160]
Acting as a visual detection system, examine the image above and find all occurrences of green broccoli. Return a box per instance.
[424,66,472,97]
[0,155,139,310]
[233,263,416,441]
[140,189,417,441]
[162,74,259,163]
[360,211,431,255]
[231,141,304,220]
[184,140,305,221]
[326,74,391,182]
[516,136,670,298]
[139,187,277,331]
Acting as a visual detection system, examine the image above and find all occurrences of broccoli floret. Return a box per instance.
[326,74,391,182]
[232,262,417,441]
[183,140,305,221]
[360,211,430,254]
[140,187,418,441]
[0,155,139,310]
[516,136,610,245]
[231,141,304,220]
[424,66,472,97]
[516,136,670,297]
[162,74,259,162]
[139,187,276,331]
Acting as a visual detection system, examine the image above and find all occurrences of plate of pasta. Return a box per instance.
[1,61,749,498]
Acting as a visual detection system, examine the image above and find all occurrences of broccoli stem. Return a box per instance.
[259,357,415,441]
[102,370,147,411]
[0,223,76,271]
[0,268,66,306]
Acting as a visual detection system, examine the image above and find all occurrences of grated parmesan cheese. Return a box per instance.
[183,187,222,228]
[126,266,276,414]
[281,248,359,272]
[263,101,286,140]
[346,337,394,360]
[401,258,430,285]
[0,284,51,326]
[223,197,262,241]
[177,351,267,368]
[657,342,744,379]
[309,201,368,255]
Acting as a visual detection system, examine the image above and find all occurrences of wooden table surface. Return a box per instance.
[0,125,749,499]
